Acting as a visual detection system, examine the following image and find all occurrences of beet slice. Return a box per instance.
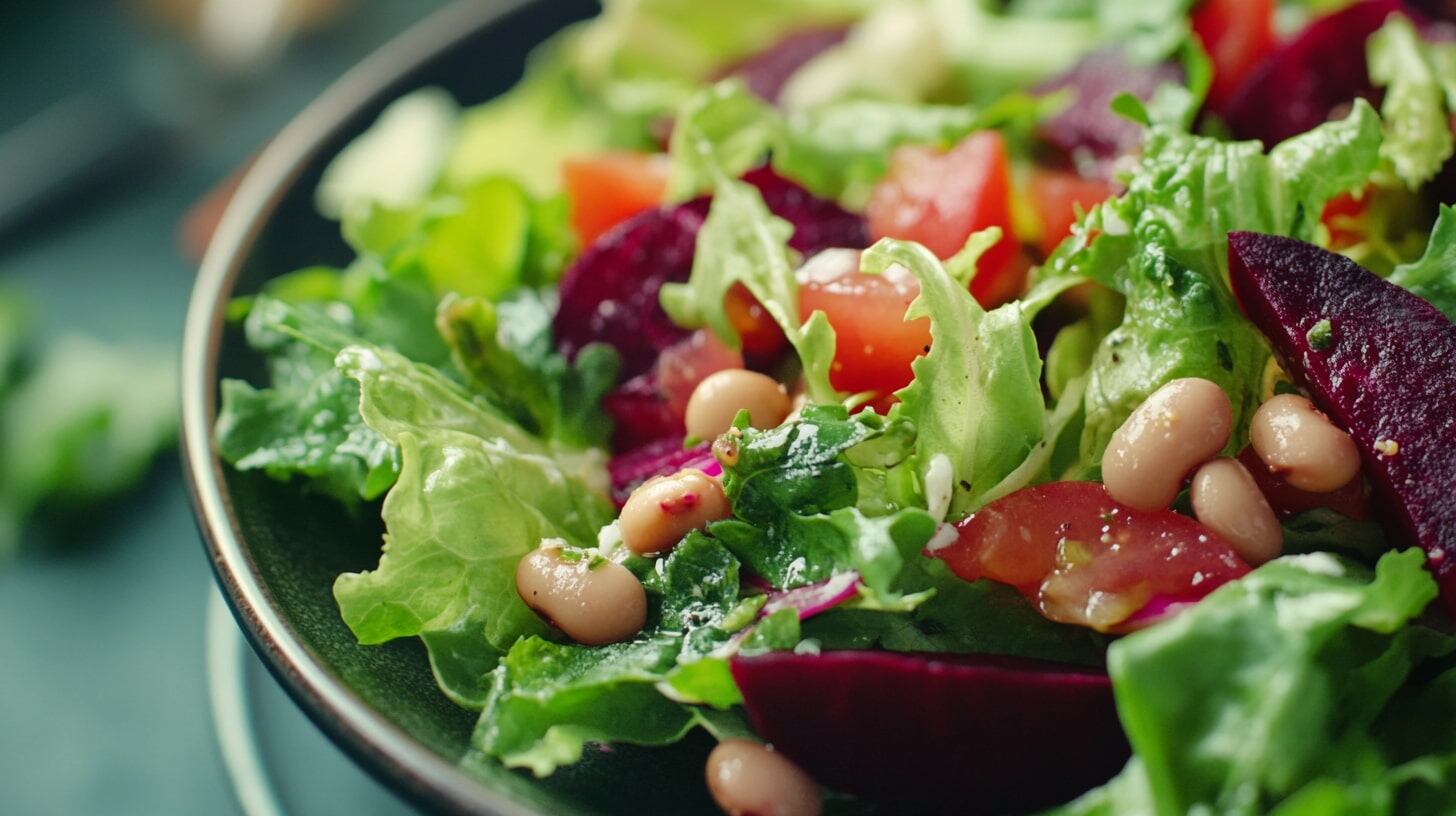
[1228,231,1456,612]
[553,170,866,381]
[731,650,1126,813]
[1221,0,1405,146]
[720,28,848,105]
[1035,49,1183,175]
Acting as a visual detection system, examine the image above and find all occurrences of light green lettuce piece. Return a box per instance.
[660,178,840,404]
[1390,204,1456,321]
[864,237,1045,520]
[333,344,613,707]
[0,336,178,557]
[1054,550,1454,816]
[316,88,460,219]
[667,80,777,201]
[1369,14,1456,189]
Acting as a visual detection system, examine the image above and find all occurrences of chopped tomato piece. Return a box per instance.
[656,330,744,424]
[796,250,930,398]
[866,132,1017,306]
[724,282,788,358]
[1320,188,1369,251]
[1026,169,1116,258]
[935,481,1250,632]
[1193,0,1278,111]
[1237,446,1367,520]
[563,152,672,247]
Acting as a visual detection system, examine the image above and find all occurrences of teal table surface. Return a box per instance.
[0,2,454,813]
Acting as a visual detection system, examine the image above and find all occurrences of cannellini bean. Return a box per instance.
[1102,378,1233,510]
[1249,394,1362,493]
[514,547,646,645]
[619,469,730,556]
[685,369,792,441]
[1191,458,1283,565]
[706,740,822,816]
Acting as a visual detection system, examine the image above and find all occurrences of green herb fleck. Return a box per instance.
[1306,319,1334,351]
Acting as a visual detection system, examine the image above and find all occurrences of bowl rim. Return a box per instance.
[181,3,550,814]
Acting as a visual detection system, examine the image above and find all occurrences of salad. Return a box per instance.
[216,0,1456,813]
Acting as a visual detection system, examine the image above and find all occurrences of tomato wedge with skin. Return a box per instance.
[723,282,788,358]
[1027,169,1116,258]
[1193,0,1279,111]
[866,132,1018,306]
[796,250,930,398]
[935,481,1251,632]
[562,152,672,248]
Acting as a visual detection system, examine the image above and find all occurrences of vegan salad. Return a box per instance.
[217,0,1456,813]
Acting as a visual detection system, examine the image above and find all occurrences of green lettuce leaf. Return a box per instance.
[0,336,177,557]
[866,237,1046,520]
[666,80,777,201]
[1368,14,1456,189]
[316,88,460,219]
[1055,550,1455,816]
[660,177,840,403]
[332,344,613,707]
[437,291,619,450]
[1390,204,1456,322]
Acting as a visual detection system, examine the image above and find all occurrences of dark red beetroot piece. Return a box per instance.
[1220,0,1405,146]
[1228,231,1456,612]
[1035,49,1183,175]
[553,169,867,382]
[731,650,1127,814]
[719,28,848,105]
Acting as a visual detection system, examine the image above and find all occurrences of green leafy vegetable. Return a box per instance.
[316,88,460,219]
[332,344,613,707]
[866,237,1046,520]
[1055,550,1456,815]
[667,80,777,201]
[438,292,619,449]
[660,177,840,403]
[1390,204,1456,322]
[0,336,177,557]
[1368,15,1456,189]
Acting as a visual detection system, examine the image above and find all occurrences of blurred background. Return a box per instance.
[0,1,458,812]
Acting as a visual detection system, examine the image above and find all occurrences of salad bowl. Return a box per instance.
[182,2,722,814]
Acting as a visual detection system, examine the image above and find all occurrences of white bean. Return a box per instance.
[1191,458,1283,565]
[1249,394,1362,493]
[514,547,646,645]
[685,369,792,441]
[706,740,821,816]
[1102,378,1233,510]
[619,469,730,556]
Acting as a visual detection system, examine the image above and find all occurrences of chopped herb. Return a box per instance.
[1306,318,1334,351]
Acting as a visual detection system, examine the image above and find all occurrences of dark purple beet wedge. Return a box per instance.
[1228,231,1456,612]
[730,651,1126,814]
[1221,0,1404,145]
[1035,49,1183,175]
[606,438,712,507]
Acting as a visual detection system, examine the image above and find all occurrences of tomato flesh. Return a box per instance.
[1027,169,1116,259]
[1320,188,1370,251]
[1193,0,1278,111]
[936,481,1251,632]
[724,282,788,358]
[563,152,671,248]
[796,250,930,397]
[866,132,1017,306]
[1237,446,1367,521]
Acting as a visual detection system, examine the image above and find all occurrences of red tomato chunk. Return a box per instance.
[935,481,1250,632]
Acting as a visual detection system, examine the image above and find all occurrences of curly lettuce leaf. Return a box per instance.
[1055,550,1455,816]
[1369,15,1456,190]
[1390,204,1456,322]
[660,177,840,403]
[667,80,778,201]
[861,237,1045,520]
[332,344,613,707]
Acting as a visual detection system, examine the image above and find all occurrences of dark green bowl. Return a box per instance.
[181,2,722,813]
